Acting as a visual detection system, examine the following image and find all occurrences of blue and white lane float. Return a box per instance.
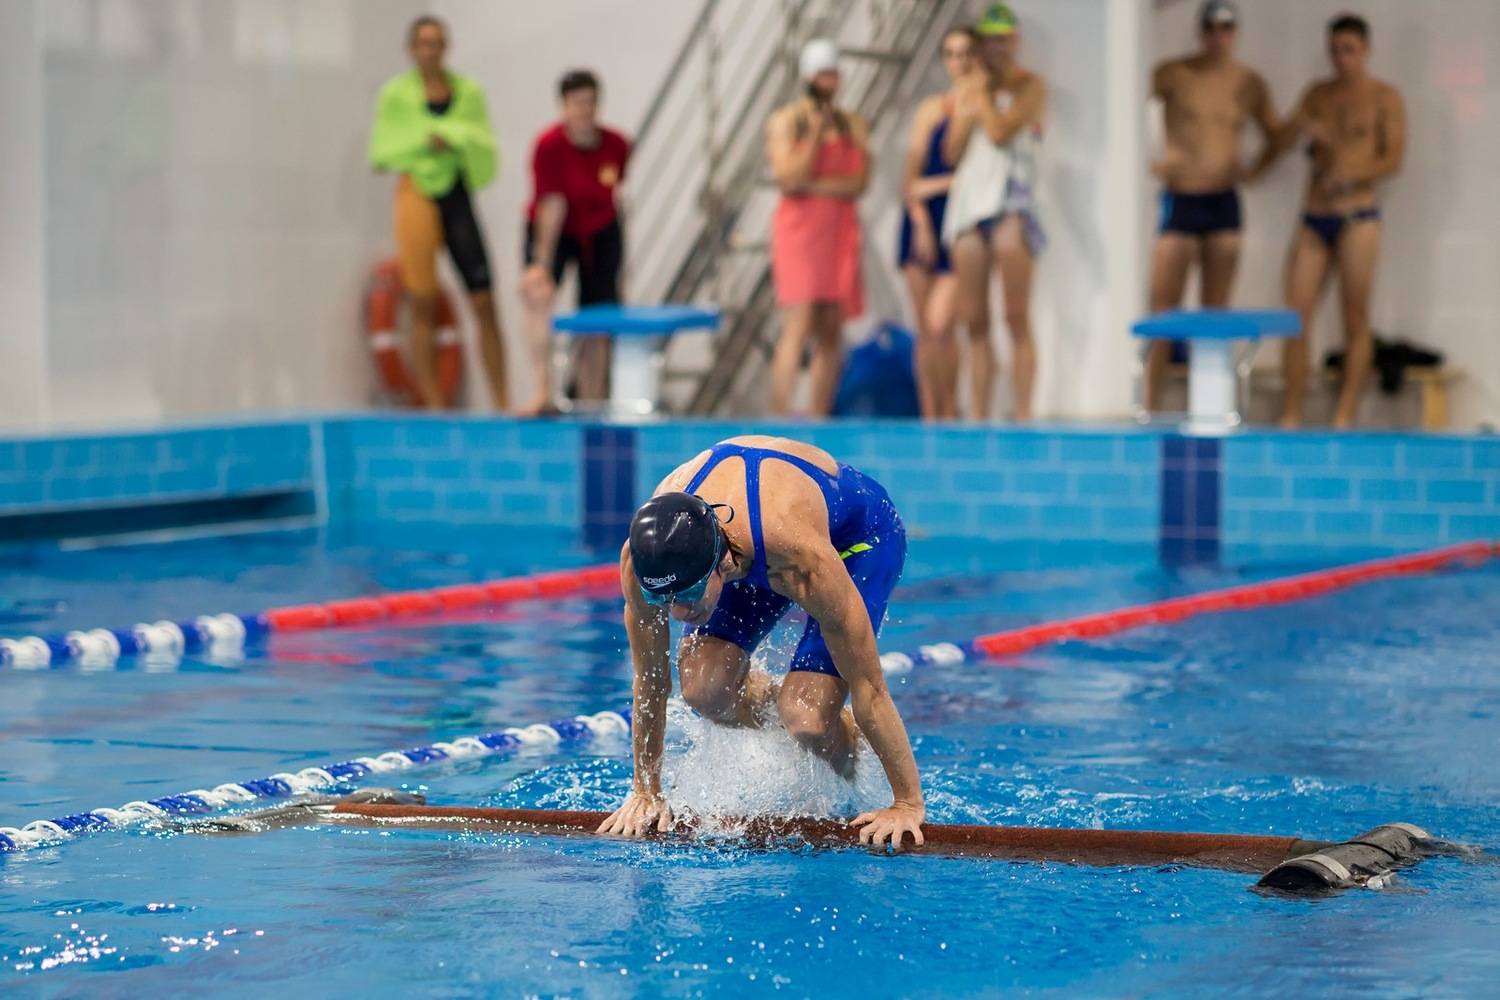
[0,709,631,854]
[0,614,265,670]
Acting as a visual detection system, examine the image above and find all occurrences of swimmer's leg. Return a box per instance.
[1331,218,1381,429]
[1144,231,1195,412]
[677,631,777,729]
[777,670,856,780]
[1281,225,1335,428]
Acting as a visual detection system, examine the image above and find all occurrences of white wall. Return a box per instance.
[14,0,696,431]
[1151,0,1500,428]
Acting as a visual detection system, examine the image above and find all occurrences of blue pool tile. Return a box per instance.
[1402,439,1467,472]
[972,502,1041,533]
[400,422,456,451]
[0,478,49,506]
[1265,436,1335,467]
[153,467,219,495]
[1224,473,1287,501]
[1334,438,1400,468]
[932,432,990,463]
[1194,469,1220,527]
[1037,504,1096,533]
[1473,440,1500,471]
[1222,436,1268,470]
[365,456,417,480]
[1071,471,1137,499]
[382,488,440,514]
[1290,477,1351,502]
[1378,510,1441,538]
[1161,476,1186,530]
[444,490,495,513]
[1448,513,1500,539]
[1246,508,1309,536]
[477,459,528,483]
[1010,469,1066,497]
[536,461,574,485]
[421,458,470,482]
[992,434,1055,464]
[1056,435,1117,464]
[949,468,1004,494]
[1424,478,1485,505]
[1121,436,1158,466]
[1313,510,1376,537]
[1357,478,1419,503]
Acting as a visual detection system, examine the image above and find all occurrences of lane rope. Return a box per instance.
[0,708,631,854]
[0,564,620,670]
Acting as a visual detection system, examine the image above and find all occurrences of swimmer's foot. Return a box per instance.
[1278,412,1303,430]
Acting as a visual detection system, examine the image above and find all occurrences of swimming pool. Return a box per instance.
[2,527,1498,996]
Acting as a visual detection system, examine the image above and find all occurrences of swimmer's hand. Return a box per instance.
[851,801,925,852]
[597,792,673,838]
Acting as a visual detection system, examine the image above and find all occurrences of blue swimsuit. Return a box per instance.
[897,117,953,275]
[683,442,907,678]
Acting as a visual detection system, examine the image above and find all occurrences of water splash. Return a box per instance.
[662,701,888,821]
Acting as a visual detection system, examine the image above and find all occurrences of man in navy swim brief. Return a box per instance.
[598,435,924,850]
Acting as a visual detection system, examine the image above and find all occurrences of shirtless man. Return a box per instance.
[1144,0,1277,411]
[1248,14,1406,428]
[597,436,924,849]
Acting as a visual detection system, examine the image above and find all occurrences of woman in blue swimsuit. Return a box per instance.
[898,27,977,421]
[600,436,924,850]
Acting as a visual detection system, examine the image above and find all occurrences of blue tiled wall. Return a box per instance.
[1221,433,1500,559]
[323,416,581,528]
[0,422,314,514]
[4,415,1497,560]
[631,422,1161,543]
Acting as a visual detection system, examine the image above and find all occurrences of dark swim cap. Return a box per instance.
[629,493,725,599]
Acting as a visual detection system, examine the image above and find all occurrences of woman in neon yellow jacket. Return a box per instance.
[369,15,508,410]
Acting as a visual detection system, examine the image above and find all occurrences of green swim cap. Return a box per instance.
[976,2,1019,36]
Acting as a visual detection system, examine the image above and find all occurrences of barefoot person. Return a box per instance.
[898,27,977,421]
[599,436,924,849]
[1249,13,1405,428]
[942,3,1046,422]
[766,40,871,417]
[368,15,509,410]
[1143,0,1277,412]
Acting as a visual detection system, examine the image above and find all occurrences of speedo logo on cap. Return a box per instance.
[642,574,677,588]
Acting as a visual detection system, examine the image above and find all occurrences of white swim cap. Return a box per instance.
[799,38,840,80]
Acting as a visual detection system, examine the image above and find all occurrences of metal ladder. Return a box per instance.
[625,0,971,416]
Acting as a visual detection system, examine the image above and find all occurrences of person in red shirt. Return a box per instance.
[520,69,631,414]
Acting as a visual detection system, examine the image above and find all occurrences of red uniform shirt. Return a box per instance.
[526,124,630,240]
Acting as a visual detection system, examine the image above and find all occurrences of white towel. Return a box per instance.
[942,127,1012,247]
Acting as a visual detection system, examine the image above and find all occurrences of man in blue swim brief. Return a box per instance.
[597,435,925,850]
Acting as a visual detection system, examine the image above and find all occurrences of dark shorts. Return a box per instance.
[1159,188,1242,236]
[524,217,623,306]
[684,520,907,678]
[1302,208,1381,251]
[433,181,493,293]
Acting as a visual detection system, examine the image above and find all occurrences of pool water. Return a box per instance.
[2,528,1498,997]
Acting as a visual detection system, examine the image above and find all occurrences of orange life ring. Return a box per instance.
[363,259,464,408]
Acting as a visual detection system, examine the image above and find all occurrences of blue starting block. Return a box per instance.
[552,305,720,416]
[1132,308,1301,431]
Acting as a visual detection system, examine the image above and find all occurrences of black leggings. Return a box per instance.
[434,180,493,293]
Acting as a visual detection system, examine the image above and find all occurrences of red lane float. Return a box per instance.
[970,540,1497,660]
[261,563,620,634]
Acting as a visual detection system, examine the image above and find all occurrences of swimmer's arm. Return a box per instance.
[767,108,821,195]
[620,547,672,797]
[1338,87,1406,186]
[795,549,924,814]
[1246,84,1312,183]
[903,100,951,210]
[809,115,871,199]
[1241,72,1278,183]
[973,74,1044,147]
[941,75,983,166]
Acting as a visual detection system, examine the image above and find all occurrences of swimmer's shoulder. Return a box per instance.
[655,448,714,495]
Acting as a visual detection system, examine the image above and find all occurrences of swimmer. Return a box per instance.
[898,26,978,421]
[599,436,924,849]
[368,15,510,411]
[1144,0,1277,412]
[1247,13,1406,429]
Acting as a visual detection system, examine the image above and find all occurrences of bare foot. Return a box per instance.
[512,396,562,419]
[1278,412,1303,430]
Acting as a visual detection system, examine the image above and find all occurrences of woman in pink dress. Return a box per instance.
[765,39,871,417]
